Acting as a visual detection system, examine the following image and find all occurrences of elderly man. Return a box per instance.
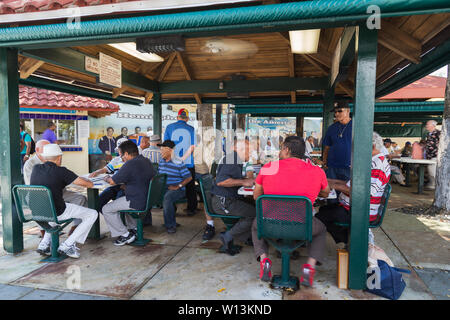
[157,140,193,234]
[24,139,85,237]
[315,132,391,246]
[164,108,197,216]
[102,140,156,246]
[424,120,441,190]
[381,139,406,187]
[210,139,256,255]
[30,144,98,259]
[252,136,330,287]
[142,135,162,164]
[138,136,150,155]
[322,101,352,182]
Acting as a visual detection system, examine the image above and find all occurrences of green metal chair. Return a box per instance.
[12,185,74,263]
[152,162,159,173]
[119,173,167,246]
[334,184,392,229]
[210,161,218,178]
[198,174,241,230]
[256,195,313,291]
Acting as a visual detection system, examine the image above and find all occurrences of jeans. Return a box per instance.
[163,188,186,229]
[326,166,351,181]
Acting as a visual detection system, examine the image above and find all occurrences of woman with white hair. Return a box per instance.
[315,132,391,246]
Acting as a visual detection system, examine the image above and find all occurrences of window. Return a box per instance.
[56,120,78,146]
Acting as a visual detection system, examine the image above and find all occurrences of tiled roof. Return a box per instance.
[379,76,446,100]
[19,85,120,114]
[0,0,138,14]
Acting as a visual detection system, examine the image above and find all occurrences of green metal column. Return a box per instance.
[0,48,23,253]
[322,86,335,137]
[153,93,162,137]
[348,26,378,289]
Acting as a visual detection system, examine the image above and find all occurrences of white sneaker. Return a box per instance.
[36,241,51,256]
[58,243,80,259]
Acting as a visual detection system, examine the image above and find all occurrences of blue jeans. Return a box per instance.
[163,188,186,229]
[326,167,351,181]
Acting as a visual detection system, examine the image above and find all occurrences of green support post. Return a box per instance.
[153,93,162,137]
[322,86,335,138]
[348,26,378,290]
[0,48,23,253]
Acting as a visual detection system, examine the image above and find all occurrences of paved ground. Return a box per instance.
[0,180,448,300]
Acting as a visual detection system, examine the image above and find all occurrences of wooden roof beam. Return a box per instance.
[112,86,128,98]
[145,92,154,104]
[157,52,177,82]
[176,51,202,104]
[287,48,296,103]
[378,20,422,64]
[19,57,45,79]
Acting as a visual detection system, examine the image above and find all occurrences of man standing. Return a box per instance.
[20,122,32,168]
[41,121,59,144]
[98,127,116,156]
[142,135,162,164]
[164,108,197,216]
[322,101,352,181]
[210,139,256,255]
[252,136,330,287]
[30,144,98,259]
[157,140,193,234]
[424,120,441,190]
[102,140,156,246]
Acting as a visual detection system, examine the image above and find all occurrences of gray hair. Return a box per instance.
[427,120,437,127]
[372,132,384,151]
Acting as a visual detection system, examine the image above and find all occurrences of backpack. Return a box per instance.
[22,132,36,155]
[366,259,411,300]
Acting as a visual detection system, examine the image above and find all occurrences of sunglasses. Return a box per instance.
[334,109,344,113]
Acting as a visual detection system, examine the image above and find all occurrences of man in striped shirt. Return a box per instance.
[315,132,391,245]
[158,140,193,234]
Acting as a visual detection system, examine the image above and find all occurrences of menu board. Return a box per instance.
[99,52,122,88]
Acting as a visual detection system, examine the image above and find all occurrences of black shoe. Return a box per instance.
[219,233,241,256]
[202,224,215,241]
[244,237,253,246]
[114,232,136,246]
[167,227,176,234]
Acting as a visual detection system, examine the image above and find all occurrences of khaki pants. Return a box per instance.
[102,196,137,237]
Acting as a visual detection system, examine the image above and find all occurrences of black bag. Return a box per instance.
[22,132,36,155]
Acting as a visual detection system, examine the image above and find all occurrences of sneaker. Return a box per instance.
[128,229,137,237]
[37,241,51,256]
[260,258,272,282]
[300,264,316,287]
[202,224,215,241]
[114,232,136,246]
[58,243,80,259]
[167,227,177,234]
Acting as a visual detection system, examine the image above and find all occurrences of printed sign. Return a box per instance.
[99,52,122,88]
[85,56,99,74]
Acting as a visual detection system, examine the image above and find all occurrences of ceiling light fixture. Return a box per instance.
[289,29,321,54]
[108,42,164,62]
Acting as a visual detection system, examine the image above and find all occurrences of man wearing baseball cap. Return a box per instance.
[30,144,98,259]
[164,108,198,216]
[157,140,193,233]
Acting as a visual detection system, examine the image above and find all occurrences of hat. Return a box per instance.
[150,134,161,142]
[330,101,350,112]
[157,140,176,149]
[41,144,63,157]
[383,138,392,144]
[178,108,189,118]
[115,137,128,152]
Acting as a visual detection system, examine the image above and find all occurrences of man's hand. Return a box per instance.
[89,171,99,178]
[242,178,255,187]
[168,185,179,191]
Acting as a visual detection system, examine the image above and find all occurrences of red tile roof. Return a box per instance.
[0,0,139,15]
[379,75,446,100]
[19,85,120,115]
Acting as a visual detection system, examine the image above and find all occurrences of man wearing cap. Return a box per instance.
[30,144,98,259]
[164,108,198,216]
[322,101,353,182]
[157,140,193,233]
[102,140,156,246]
[142,135,163,164]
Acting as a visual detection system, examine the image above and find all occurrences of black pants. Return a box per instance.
[315,204,351,244]
[186,167,198,212]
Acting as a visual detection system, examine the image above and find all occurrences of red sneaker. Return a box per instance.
[259,258,272,282]
[300,264,316,287]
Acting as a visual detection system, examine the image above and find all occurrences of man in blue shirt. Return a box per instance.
[102,140,156,246]
[20,122,32,169]
[158,140,193,234]
[164,108,197,216]
[322,101,352,182]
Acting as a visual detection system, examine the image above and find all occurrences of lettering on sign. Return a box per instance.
[85,56,99,74]
[99,52,122,88]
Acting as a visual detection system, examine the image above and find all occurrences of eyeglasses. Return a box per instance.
[334,109,344,113]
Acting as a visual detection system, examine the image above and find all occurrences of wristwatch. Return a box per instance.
[178,184,183,188]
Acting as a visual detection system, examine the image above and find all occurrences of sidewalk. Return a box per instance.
[0,189,448,300]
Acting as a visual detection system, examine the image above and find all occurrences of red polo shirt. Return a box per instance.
[255,157,328,204]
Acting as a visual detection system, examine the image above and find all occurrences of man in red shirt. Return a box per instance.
[252,136,330,287]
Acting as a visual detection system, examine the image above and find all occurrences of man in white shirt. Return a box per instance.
[382,139,406,186]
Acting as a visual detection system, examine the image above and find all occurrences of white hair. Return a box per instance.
[36,139,50,148]
[427,120,437,127]
[372,132,384,151]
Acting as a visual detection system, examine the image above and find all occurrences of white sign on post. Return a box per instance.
[78,120,90,139]
[99,52,122,88]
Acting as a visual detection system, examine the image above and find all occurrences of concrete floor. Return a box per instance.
[0,183,449,300]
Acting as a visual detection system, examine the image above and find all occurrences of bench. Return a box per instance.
[12,185,74,263]
[119,173,167,246]
[198,174,241,230]
[256,195,313,291]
